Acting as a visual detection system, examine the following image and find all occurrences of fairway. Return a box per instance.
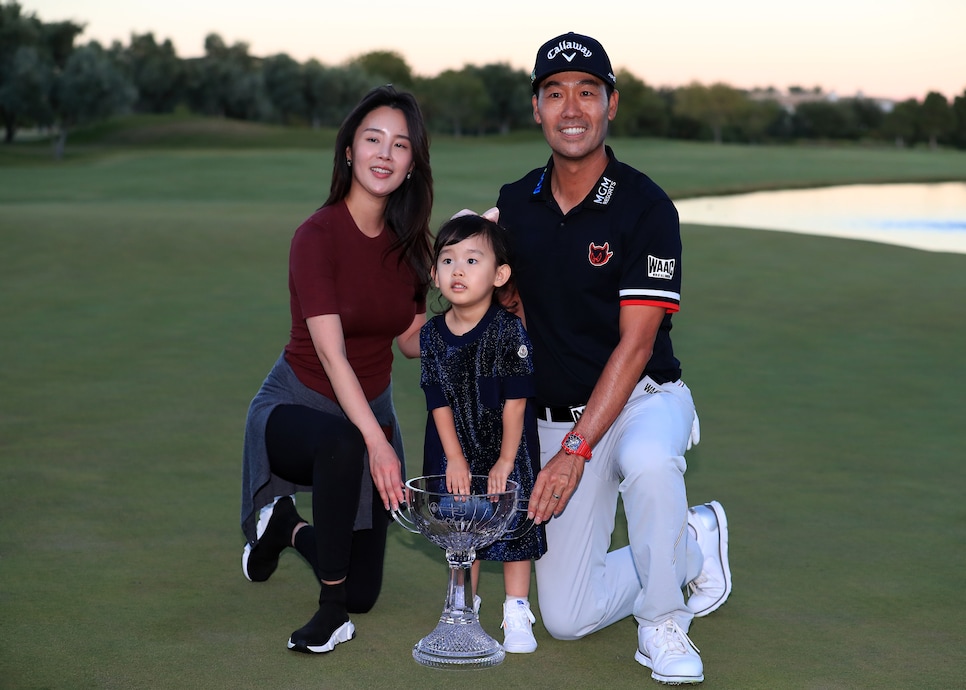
[2,133,965,689]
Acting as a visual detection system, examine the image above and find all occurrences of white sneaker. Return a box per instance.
[635,619,704,685]
[686,500,732,617]
[501,599,537,653]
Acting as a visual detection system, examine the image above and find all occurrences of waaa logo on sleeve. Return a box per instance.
[647,255,675,280]
[588,241,614,267]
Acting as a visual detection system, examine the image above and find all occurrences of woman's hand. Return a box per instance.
[368,437,405,511]
[395,313,425,359]
[307,314,407,511]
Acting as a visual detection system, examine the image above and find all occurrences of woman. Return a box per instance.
[240,85,433,654]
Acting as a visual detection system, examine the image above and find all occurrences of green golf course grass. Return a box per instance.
[2,120,965,688]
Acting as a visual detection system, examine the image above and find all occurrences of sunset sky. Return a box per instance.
[28,0,966,102]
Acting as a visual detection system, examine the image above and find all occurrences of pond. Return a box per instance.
[674,182,966,254]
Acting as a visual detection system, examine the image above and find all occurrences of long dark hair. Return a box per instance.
[431,214,518,312]
[324,85,434,296]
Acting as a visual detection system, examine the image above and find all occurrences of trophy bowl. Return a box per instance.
[392,474,529,669]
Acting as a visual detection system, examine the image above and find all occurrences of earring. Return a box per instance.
[347,159,352,167]
[406,171,412,180]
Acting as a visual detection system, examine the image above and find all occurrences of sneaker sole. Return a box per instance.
[241,543,255,582]
[635,650,704,684]
[691,500,732,617]
[503,640,537,653]
[241,542,278,583]
[287,620,355,654]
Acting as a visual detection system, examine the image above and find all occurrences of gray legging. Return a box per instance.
[266,404,390,613]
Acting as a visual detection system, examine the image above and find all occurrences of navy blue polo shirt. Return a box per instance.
[497,146,682,408]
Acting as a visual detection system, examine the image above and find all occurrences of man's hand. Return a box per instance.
[528,451,585,524]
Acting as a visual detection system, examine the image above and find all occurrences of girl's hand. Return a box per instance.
[445,457,472,495]
[487,458,514,495]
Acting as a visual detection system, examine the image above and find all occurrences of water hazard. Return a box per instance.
[674,182,966,254]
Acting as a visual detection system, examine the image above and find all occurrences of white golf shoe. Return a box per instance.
[635,618,704,685]
[686,500,732,617]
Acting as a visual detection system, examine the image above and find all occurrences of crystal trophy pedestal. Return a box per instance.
[392,474,528,669]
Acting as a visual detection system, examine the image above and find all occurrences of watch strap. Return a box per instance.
[561,431,592,460]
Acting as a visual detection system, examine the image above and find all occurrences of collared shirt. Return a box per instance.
[497,146,683,407]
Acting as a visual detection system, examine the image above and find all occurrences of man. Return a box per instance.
[494,32,732,685]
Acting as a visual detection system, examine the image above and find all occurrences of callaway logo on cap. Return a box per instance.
[531,32,617,93]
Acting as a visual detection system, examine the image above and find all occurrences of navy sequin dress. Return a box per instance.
[420,304,547,562]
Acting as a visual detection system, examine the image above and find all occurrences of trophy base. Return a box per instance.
[412,613,505,669]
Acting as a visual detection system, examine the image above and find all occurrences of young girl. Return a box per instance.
[419,212,547,653]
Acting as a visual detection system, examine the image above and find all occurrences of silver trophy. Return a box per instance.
[392,474,530,669]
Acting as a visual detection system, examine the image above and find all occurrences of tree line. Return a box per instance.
[3,1,966,156]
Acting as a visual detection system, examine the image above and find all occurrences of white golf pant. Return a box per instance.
[534,377,703,639]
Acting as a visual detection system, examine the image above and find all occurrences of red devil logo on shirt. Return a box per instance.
[588,242,614,267]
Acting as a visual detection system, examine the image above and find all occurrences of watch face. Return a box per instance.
[564,435,580,451]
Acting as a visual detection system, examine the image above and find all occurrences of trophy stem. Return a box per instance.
[412,552,505,669]
[444,549,474,614]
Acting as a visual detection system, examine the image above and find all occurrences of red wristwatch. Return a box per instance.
[561,431,592,460]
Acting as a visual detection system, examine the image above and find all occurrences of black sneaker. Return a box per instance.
[241,495,303,582]
[287,608,355,654]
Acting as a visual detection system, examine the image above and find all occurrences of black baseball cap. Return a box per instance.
[530,32,617,93]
